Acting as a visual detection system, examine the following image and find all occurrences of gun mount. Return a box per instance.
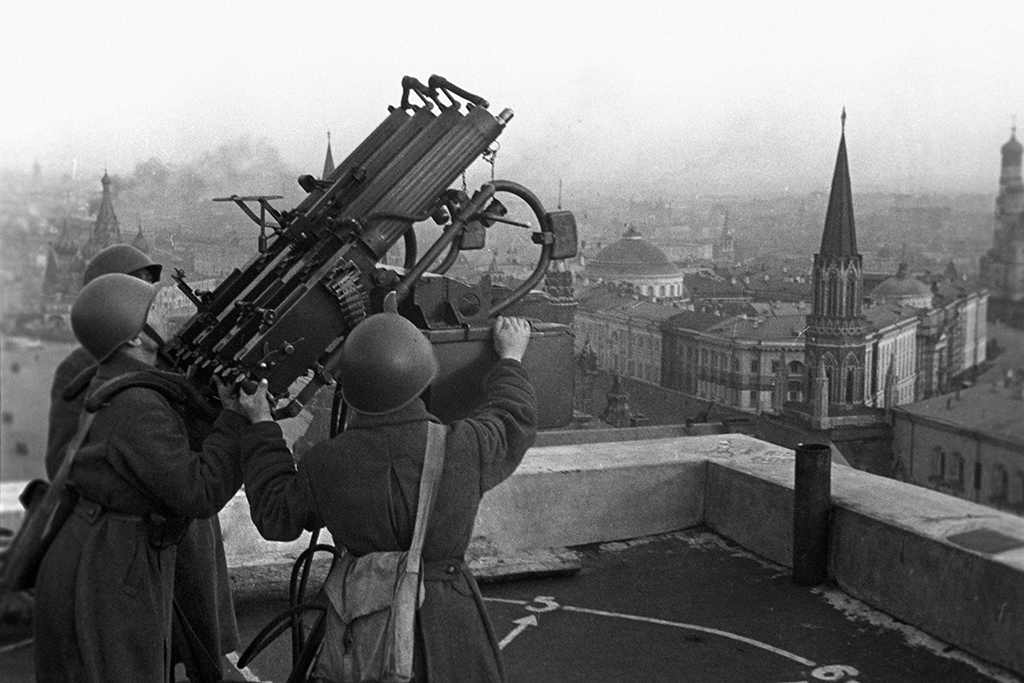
[161,76,578,426]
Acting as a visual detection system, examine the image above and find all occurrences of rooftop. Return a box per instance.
[4,433,1024,681]
[896,376,1024,447]
[707,312,807,342]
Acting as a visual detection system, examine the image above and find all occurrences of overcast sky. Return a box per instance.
[3,0,1022,198]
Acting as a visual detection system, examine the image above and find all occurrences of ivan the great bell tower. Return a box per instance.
[981,125,1024,327]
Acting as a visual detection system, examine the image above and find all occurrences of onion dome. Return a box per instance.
[53,220,78,256]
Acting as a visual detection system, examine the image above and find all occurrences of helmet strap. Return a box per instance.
[142,323,166,349]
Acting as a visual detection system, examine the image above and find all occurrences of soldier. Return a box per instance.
[238,313,537,682]
[46,244,162,478]
[33,273,278,683]
[44,245,241,683]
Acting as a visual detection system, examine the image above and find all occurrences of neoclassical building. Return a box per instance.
[583,226,688,301]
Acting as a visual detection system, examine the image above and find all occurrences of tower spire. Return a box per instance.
[321,130,335,180]
[819,110,857,257]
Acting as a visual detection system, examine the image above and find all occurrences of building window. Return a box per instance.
[748,390,757,407]
[951,452,965,487]
[930,447,945,482]
[992,465,1008,502]
[751,360,760,374]
[771,360,780,375]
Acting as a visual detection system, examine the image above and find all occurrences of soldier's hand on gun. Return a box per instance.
[238,379,275,424]
[214,377,243,415]
[493,316,531,362]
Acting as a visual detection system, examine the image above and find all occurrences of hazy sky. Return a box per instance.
[3,1,1022,198]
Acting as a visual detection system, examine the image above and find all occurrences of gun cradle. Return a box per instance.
[161,76,578,428]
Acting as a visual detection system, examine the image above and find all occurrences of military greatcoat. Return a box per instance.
[33,354,278,683]
[241,358,537,682]
[45,345,242,679]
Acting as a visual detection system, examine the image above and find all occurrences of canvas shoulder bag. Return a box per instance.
[311,421,447,683]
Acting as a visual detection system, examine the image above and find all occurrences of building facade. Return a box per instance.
[583,226,688,301]
[892,376,1024,516]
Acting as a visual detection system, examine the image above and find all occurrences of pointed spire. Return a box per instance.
[819,110,857,257]
[322,130,335,180]
[132,220,150,254]
[82,173,122,260]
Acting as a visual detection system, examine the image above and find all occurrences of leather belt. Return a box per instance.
[422,559,468,582]
[74,497,146,525]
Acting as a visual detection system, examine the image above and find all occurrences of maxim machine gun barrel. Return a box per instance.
[162,76,579,426]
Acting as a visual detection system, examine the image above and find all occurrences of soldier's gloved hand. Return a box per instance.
[238,379,275,424]
[493,316,532,362]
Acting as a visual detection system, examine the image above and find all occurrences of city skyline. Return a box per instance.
[2,1,1022,200]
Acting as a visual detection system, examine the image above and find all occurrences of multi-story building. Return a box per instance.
[575,287,682,383]
[575,114,986,441]
[662,313,807,412]
[892,374,1024,515]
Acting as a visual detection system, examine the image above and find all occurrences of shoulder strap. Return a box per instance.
[405,422,446,575]
[54,371,194,483]
[83,370,217,419]
[50,408,97,489]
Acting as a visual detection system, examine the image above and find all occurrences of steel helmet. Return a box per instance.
[336,313,439,414]
[83,244,163,285]
[71,273,159,362]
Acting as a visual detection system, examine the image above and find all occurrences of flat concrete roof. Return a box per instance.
[3,527,1017,682]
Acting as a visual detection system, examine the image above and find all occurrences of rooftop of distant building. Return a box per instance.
[896,373,1024,448]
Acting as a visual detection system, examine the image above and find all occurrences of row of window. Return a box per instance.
[929,448,1024,504]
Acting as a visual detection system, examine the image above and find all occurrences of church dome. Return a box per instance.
[871,263,933,307]
[586,226,681,279]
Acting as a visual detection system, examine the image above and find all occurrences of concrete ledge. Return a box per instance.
[475,437,708,551]
[3,433,1024,676]
[703,446,1024,676]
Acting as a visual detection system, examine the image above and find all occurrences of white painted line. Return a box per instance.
[485,597,530,606]
[499,615,538,649]
[0,638,32,655]
[560,605,817,667]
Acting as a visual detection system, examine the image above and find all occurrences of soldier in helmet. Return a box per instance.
[45,245,242,683]
[237,313,537,682]
[33,273,278,683]
[46,243,162,477]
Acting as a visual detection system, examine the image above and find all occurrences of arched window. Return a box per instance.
[827,274,838,316]
[846,271,858,316]
[846,368,856,403]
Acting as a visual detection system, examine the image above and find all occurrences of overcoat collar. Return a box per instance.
[347,398,441,430]
[94,352,154,381]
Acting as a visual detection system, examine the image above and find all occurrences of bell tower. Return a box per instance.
[804,110,868,417]
[981,123,1024,326]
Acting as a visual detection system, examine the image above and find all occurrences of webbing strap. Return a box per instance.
[404,422,446,575]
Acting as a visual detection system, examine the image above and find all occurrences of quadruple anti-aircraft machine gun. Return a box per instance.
[162,76,578,430]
